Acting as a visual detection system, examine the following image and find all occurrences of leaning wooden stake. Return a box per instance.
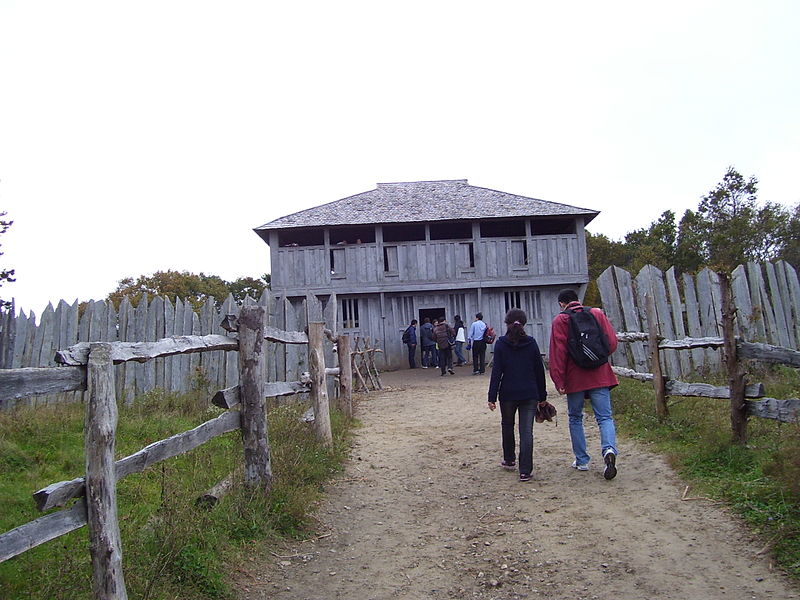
[337,333,353,418]
[85,343,128,600]
[645,293,668,420]
[720,274,748,444]
[238,305,272,492]
[308,322,333,446]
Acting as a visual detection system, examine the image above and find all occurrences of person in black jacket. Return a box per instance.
[487,308,547,482]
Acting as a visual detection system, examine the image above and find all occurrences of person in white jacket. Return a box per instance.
[453,315,467,366]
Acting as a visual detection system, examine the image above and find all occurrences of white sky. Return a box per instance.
[1,1,798,317]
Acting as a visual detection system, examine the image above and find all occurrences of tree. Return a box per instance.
[0,211,15,309]
[674,209,705,274]
[695,167,786,272]
[108,270,231,310]
[623,210,678,274]
[107,270,272,310]
[228,275,270,303]
[778,202,800,268]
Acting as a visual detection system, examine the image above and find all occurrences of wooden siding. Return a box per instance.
[272,234,584,295]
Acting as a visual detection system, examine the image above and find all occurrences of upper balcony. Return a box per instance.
[268,218,588,295]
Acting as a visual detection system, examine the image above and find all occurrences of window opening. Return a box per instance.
[531,218,575,235]
[480,219,526,238]
[383,246,399,273]
[278,228,324,247]
[504,291,522,314]
[330,248,346,276]
[341,298,360,329]
[383,223,426,242]
[430,221,472,240]
[511,240,528,267]
[329,226,375,245]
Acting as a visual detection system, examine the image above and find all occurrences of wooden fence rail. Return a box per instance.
[612,328,800,432]
[0,305,353,600]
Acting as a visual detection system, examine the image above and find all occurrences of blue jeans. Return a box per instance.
[566,387,617,466]
[499,399,536,476]
[422,345,436,367]
[454,341,466,364]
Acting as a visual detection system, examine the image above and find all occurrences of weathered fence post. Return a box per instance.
[238,305,272,492]
[720,274,748,443]
[85,342,128,600]
[308,322,333,446]
[337,333,353,418]
[646,294,668,419]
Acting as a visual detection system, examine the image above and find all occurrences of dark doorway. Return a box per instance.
[419,307,446,325]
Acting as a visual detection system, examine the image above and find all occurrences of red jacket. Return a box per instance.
[548,301,619,394]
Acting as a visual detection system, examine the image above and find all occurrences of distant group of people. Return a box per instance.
[403,289,619,484]
[402,313,492,376]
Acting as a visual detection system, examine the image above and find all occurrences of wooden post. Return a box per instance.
[646,293,668,420]
[308,322,333,446]
[337,334,353,418]
[720,274,748,444]
[238,305,272,492]
[85,343,128,600]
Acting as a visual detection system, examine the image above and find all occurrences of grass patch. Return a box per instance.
[0,386,355,599]
[613,368,800,578]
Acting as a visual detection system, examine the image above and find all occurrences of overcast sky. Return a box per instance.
[1,1,798,317]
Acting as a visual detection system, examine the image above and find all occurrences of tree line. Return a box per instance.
[585,167,799,305]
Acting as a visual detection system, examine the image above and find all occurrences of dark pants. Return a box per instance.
[437,347,453,374]
[422,345,437,367]
[500,398,536,476]
[407,343,417,368]
[472,339,487,373]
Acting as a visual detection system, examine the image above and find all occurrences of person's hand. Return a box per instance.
[557,387,566,395]
[487,401,497,411]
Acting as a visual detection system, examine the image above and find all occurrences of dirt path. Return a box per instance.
[235,367,798,600]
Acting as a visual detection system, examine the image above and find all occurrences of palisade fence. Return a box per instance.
[0,304,354,600]
[0,289,346,409]
[597,260,800,378]
[597,260,800,437]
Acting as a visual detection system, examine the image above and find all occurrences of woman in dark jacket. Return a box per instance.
[487,308,547,482]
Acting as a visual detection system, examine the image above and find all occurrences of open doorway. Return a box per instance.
[419,307,446,325]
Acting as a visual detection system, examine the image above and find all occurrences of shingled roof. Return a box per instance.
[254,180,598,232]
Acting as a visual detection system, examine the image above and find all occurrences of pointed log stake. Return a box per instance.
[238,306,272,493]
[85,343,128,600]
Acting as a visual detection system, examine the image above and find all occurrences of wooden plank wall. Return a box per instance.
[0,289,276,408]
[597,261,800,378]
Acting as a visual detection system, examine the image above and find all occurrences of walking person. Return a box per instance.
[487,308,547,482]
[468,312,488,375]
[433,316,456,376]
[453,315,467,366]
[402,319,418,369]
[549,289,620,480]
[420,317,436,369]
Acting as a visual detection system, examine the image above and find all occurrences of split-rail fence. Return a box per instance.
[0,305,354,600]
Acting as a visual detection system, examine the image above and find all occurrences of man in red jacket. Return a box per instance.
[549,289,619,480]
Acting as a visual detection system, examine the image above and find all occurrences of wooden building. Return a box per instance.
[254,180,598,369]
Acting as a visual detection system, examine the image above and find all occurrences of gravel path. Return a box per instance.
[235,367,798,600]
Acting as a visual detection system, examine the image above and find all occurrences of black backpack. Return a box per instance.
[563,307,610,369]
[402,327,412,344]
